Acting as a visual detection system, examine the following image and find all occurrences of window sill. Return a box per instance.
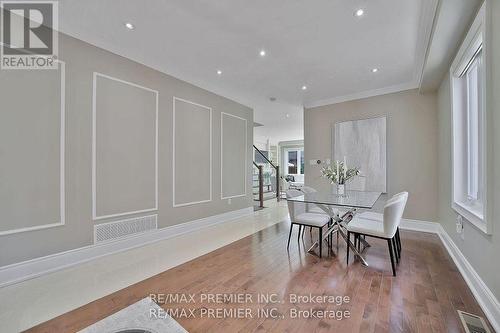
[452,201,489,234]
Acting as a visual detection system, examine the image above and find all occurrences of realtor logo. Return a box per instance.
[1,1,58,69]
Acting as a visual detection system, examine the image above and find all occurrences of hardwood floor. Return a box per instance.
[25,220,492,333]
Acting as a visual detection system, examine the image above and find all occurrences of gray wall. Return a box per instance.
[0,32,253,266]
[304,89,439,221]
[436,0,500,300]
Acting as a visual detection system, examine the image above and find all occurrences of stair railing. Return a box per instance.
[253,145,280,201]
[253,161,264,208]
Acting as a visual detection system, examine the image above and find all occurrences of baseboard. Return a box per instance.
[362,213,500,331]
[0,207,254,289]
[437,225,500,332]
[399,217,442,233]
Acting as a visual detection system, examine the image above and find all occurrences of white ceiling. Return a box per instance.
[57,0,436,144]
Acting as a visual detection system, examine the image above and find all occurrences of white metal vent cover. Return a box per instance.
[457,310,491,333]
[94,214,157,244]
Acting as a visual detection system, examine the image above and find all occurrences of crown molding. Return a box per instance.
[304,81,419,109]
[415,0,440,87]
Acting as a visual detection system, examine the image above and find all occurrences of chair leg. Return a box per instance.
[346,231,351,265]
[302,225,305,239]
[319,227,323,258]
[397,234,401,259]
[297,225,302,242]
[392,237,399,263]
[397,228,402,254]
[387,239,396,276]
[287,223,294,250]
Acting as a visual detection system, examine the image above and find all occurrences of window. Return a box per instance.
[465,49,482,202]
[450,3,489,233]
[285,148,304,175]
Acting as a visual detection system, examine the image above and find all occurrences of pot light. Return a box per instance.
[301,85,307,91]
[217,70,222,75]
[354,9,364,17]
[259,49,266,57]
[285,113,290,118]
[125,22,135,30]
[371,68,379,73]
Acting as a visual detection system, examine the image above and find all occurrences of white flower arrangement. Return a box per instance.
[321,160,360,185]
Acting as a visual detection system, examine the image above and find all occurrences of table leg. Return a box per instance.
[307,223,338,253]
[338,227,369,266]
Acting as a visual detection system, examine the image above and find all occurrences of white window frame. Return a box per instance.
[284,147,304,176]
[450,2,491,234]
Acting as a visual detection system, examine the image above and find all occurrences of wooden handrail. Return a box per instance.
[258,165,264,208]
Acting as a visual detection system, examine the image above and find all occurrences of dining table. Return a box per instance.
[286,190,382,266]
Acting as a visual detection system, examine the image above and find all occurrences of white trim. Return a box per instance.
[369,213,500,331]
[92,72,159,220]
[0,61,66,236]
[220,112,247,200]
[437,224,500,332]
[304,81,418,109]
[415,0,440,86]
[399,218,441,234]
[172,97,213,207]
[0,207,253,288]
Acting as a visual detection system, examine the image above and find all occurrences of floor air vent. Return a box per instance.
[458,310,491,333]
[94,214,157,244]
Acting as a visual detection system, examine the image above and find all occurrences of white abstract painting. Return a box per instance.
[334,117,387,192]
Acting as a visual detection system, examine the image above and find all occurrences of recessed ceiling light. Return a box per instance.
[285,113,290,118]
[371,68,379,73]
[354,9,365,17]
[259,49,266,57]
[301,85,307,91]
[125,22,135,30]
[217,70,222,75]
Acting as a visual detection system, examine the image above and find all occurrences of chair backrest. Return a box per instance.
[383,195,407,238]
[286,189,306,221]
[300,186,317,212]
[388,191,408,207]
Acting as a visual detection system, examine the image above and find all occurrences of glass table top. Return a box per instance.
[287,190,382,209]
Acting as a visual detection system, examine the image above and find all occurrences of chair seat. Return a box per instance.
[294,213,330,227]
[347,216,393,238]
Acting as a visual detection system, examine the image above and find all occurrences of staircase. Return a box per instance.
[253,145,280,209]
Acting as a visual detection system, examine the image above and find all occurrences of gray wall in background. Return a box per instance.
[173,98,212,207]
[304,89,439,221]
[0,32,253,266]
[94,74,158,218]
[221,113,247,199]
[436,0,500,300]
[0,68,63,233]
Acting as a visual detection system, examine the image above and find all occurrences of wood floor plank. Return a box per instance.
[24,220,493,333]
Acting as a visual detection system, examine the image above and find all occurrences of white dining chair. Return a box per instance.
[346,194,407,276]
[357,192,408,259]
[286,189,330,258]
[300,186,323,214]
